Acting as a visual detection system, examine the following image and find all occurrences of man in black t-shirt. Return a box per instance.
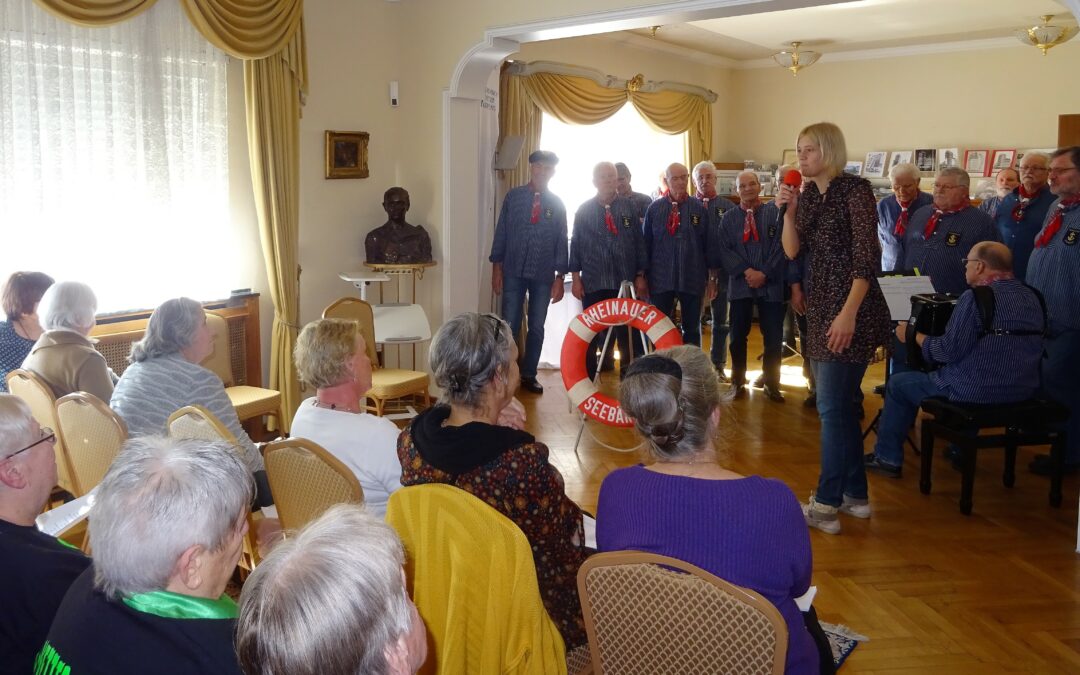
[0,394,89,675]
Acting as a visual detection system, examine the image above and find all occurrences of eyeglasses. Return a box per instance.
[483,314,504,345]
[3,427,55,461]
[1048,166,1078,177]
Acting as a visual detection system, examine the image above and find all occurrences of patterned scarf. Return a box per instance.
[894,199,913,236]
[741,200,761,242]
[528,183,541,224]
[695,187,717,208]
[924,203,968,239]
[666,194,687,235]
[603,204,617,235]
[1011,185,1044,222]
[1035,195,1080,248]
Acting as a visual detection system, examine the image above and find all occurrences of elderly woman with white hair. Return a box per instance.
[876,162,933,272]
[0,394,90,673]
[21,280,115,401]
[236,504,427,675]
[397,312,588,648]
[38,436,253,674]
[110,297,270,504]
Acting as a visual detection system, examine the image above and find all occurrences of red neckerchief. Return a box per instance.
[1035,195,1080,248]
[741,199,761,242]
[603,203,617,235]
[924,203,969,239]
[528,182,541,224]
[695,188,717,208]
[894,198,913,236]
[666,193,688,235]
[1011,185,1044,222]
[972,272,1013,287]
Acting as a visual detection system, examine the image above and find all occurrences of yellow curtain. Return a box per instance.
[519,72,626,126]
[33,0,157,25]
[630,89,712,168]
[497,66,542,202]
[179,0,303,60]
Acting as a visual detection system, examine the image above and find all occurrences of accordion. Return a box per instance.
[906,293,959,371]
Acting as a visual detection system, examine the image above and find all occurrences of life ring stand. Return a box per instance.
[560,298,682,427]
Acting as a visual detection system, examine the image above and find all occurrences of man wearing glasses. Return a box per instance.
[0,394,89,674]
[1026,146,1080,476]
[992,152,1054,281]
[864,242,1045,478]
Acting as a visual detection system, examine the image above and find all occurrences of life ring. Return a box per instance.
[561,298,682,427]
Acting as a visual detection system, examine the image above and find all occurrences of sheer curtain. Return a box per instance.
[0,0,233,312]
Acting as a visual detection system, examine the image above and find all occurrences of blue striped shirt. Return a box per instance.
[701,195,737,274]
[978,195,1005,219]
[489,185,568,280]
[924,278,1044,403]
[897,205,1002,294]
[1026,199,1080,335]
[643,196,712,295]
[877,191,933,272]
[625,191,653,227]
[993,187,1055,282]
[714,202,788,302]
[569,196,648,294]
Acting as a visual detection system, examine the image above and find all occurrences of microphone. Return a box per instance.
[777,169,803,221]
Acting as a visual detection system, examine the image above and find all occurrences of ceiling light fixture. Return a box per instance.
[649,26,660,38]
[772,41,820,77]
[1015,15,1078,55]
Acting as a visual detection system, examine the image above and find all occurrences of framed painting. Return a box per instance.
[844,160,863,176]
[914,148,937,174]
[991,149,1016,174]
[863,151,887,178]
[325,130,370,179]
[964,149,989,176]
[781,148,797,167]
[937,147,960,170]
[889,150,913,171]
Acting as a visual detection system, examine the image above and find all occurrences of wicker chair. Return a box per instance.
[261,438,363,533]
[322,297,430,416]
[6,369,77,496]
[54,392,128,498]
[203,311,286,433]
[577,551,788,675]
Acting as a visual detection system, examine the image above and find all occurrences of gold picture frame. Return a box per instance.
[325,130,369,179]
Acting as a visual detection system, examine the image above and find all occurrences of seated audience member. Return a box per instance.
[877,162,932,272]
[22,281,115,402]
[978,167,1020,219]
[291,319,402,518]
[993,152,1054,282]
[0,272,54,393]
[597,346,831,675]
[235,504,426,675]
[864,242,1044,477]
[110,297,270,505]
[38,436,253,674]
[397,312,589,648]
[0,394,89,675]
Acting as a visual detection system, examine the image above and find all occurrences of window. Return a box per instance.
[0,0,238,312]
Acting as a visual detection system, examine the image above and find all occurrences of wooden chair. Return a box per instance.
[323,297,430,417]
[577,551,788,675]
[54,392,128,498]
[203,311,286,433]
[6,369,78,496]
[261,438,363,533]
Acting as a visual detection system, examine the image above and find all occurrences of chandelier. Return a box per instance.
[1014,15,1077,55]
[772,42,820,77]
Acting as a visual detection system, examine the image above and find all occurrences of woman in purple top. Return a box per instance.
[596,346,832,674]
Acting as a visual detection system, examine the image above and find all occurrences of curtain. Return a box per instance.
[497,64,541,204]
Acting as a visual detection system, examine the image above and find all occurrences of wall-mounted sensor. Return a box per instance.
[390,81,399,107]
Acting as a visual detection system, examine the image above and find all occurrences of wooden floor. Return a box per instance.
[523,332,1080,674]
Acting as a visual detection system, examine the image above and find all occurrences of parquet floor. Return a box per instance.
[523,331,1080,674]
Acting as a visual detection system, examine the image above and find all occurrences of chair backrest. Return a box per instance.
[322,297,380,368]
[6,369,78,495]
[261,438,363,532]
[385,484,567,675]
[201,311,234,386]
[166,405,238,444]
[577,551,788,675]
[54,392,129,498]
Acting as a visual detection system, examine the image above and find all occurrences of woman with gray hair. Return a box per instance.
[38,435,253,674]
[236,504,427,675]
[397,312,588,648]
[110,297,267,503]
[21,280,115,401]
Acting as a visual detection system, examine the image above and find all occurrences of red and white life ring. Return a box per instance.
[561,298,682,427]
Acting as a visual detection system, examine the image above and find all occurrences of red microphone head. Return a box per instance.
[782,169,803,188]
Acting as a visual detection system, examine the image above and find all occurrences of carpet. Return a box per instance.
[821,621,868,669]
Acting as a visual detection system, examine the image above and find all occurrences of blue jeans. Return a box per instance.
[729,298,785,387]
[501,275,553,379]
[710,289,730,368]
[873,371,947,468]
[811,360,869,507]
[1042,330,1080,464]
[651,291,702,346]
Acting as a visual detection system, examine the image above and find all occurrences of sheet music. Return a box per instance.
[583,515,596,549]
[36,490,95,537]
[878,276,936,321]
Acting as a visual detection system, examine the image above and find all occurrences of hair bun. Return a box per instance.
[646,410,685,451]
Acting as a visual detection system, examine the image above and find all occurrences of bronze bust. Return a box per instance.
[364,187,433,264]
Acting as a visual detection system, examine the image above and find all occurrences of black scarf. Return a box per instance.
[410,405,535,475]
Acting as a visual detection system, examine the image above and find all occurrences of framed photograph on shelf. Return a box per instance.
[844,160,863,176]
[990,149,1016,174]
[914,148,937,174]
[781,148,797,167]
[325,130,370,179]
[964,149,989,176]
[937,148,960,170]
[890,150,913,170]
[863,151,887,178]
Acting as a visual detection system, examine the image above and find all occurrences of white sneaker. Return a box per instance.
[839,495,871,519]
[802,493,841,534]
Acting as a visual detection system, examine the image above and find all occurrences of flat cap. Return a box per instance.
[528,150,559,166]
